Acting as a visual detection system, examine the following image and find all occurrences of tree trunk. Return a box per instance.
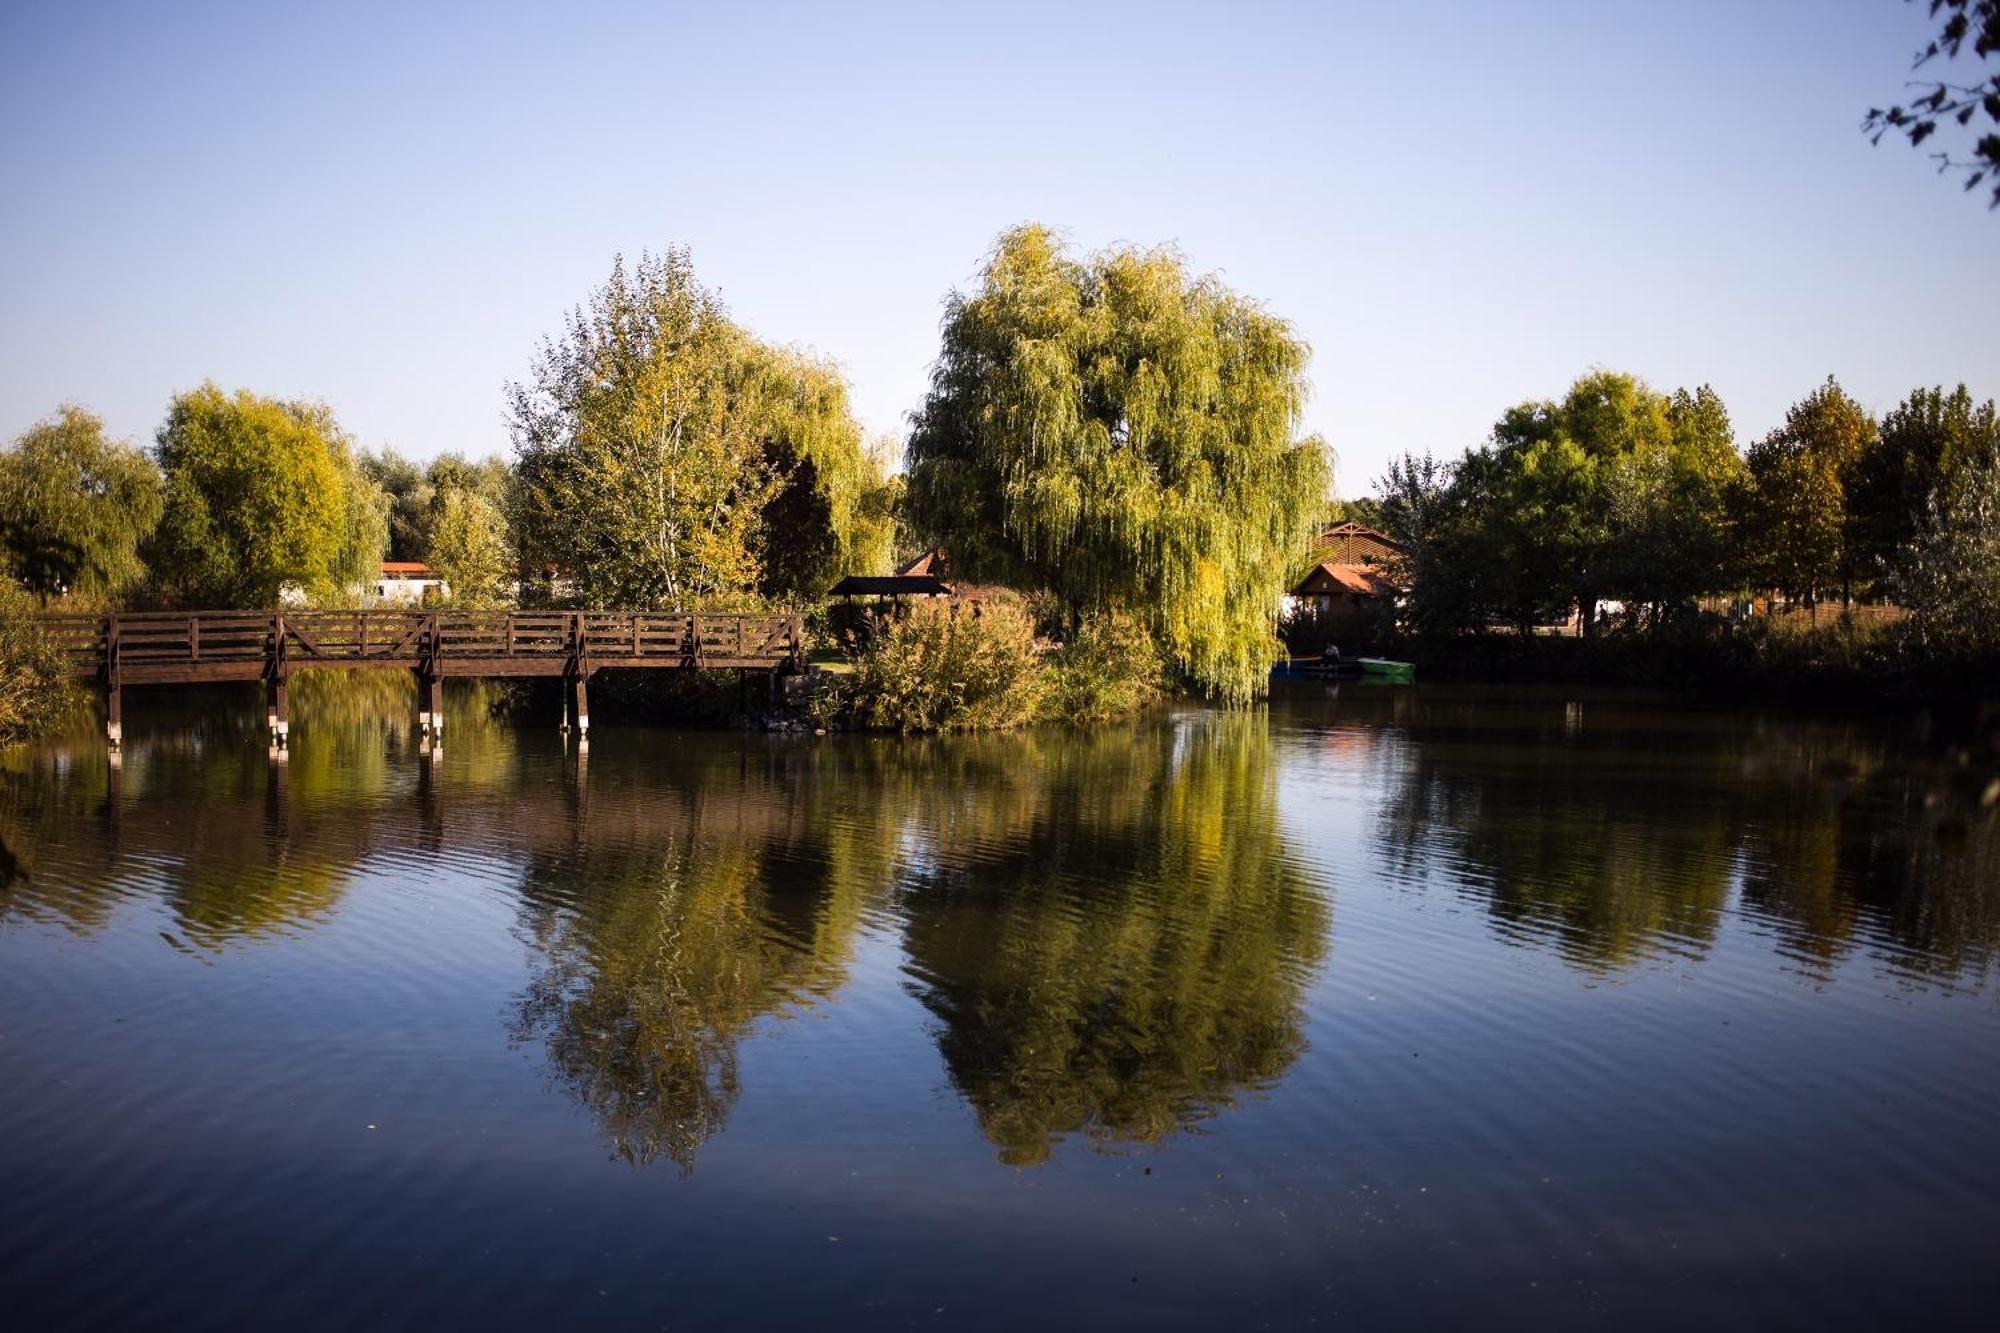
[1579,594,1598,642]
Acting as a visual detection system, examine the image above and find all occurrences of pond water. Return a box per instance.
[2,679,1997,1330]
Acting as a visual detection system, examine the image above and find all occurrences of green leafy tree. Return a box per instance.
[510,250,880,609]
[1383,375,1742,637]
[1478,371,1682,634]
[427,488,512,606]
[511,251,776,607]
[360,449,516,567]
[1851,385,2000,575]
[1605,385,1745,622]
[0,406,163,604]
[750,348,898,598]
[1328,495,1388,530]
[335,466,391,599]
[358,448,433,563]
[425,451,512,512]
[1892,447,2000,661]
[145,384,387,607]
[1864,0,2000,208]
[854,433,903,573]
[903,225,1330,701]
[1744,378,1877,608]
[1492,430,1611,631]
[1378,450,1487,636]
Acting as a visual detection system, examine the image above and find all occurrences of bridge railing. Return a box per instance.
[581,611,691,658]
[282,611,431,663]
[38,609,803,676]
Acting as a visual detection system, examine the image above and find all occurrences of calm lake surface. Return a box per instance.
[2,680,1997,1330]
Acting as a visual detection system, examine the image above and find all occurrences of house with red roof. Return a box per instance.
[1285,524,1405,619]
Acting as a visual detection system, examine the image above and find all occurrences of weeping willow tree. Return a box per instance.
[904,225,1330,701]
[0,406,163,605]
[510,250,894,609]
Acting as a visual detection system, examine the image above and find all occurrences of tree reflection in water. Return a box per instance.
[507,748,870,1172]
[1734,727,2000,983]
[0,671,514,944]
[1373,719,1736,972]
[507,712,1330,1170]
[1369,696,2000,984]
[889,713,1330,1166]
[13,679,1987,1182]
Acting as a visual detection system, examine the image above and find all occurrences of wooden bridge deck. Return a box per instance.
[39,610,804,746]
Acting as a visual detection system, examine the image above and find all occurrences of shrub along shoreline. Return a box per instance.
[812,600,1167,734]
[0,590,75,745]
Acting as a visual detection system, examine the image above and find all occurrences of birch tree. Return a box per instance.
[511,252,774,608]
[510,251,882,608]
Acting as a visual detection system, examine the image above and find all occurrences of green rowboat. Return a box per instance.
[1357,658,1416,682]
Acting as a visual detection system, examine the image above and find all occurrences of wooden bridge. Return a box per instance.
[42,610,804,747]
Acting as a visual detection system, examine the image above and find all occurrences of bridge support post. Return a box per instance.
[571,671,589,737]
[104,613,123,748]
[415,670,443,738]
[267,673,289,748]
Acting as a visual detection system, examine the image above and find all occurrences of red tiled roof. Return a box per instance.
[1291,562,1400,598]
[381,562,434,576]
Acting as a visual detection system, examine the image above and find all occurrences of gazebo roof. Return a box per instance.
[828,574,952,598]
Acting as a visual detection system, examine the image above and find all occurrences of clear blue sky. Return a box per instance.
[2,0,1994,496]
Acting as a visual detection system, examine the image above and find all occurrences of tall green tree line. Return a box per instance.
[1379,371,2000,653]
[2,252,899,617]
